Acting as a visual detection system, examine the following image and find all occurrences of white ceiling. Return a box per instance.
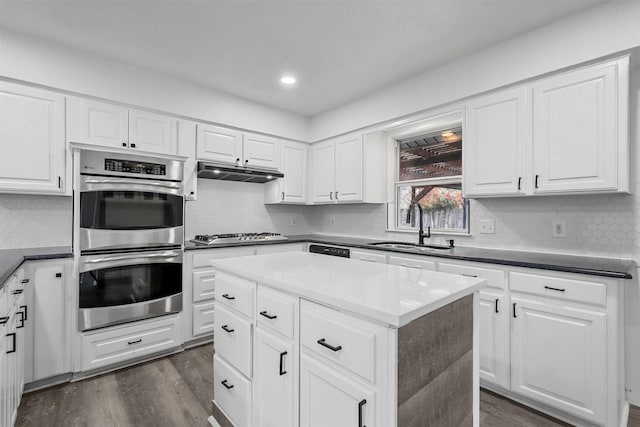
[0,0,605,117]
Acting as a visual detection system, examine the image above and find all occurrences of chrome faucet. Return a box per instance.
[406,201,431,245]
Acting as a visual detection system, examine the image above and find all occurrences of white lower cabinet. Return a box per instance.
[81,314,180,372]
[300,352,376,427]
[192,301,215,337]
[214,354,252,427]
[388,254,436,271]
[253,328,296,427]
[349,249,387,264]
[510,294,607,424]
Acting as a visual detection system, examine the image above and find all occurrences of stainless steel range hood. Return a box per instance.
[197,161,284,183]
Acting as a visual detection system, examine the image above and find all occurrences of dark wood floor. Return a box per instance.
[17,343,635,427]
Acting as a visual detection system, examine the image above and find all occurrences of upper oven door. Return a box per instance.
[79,176,184,252]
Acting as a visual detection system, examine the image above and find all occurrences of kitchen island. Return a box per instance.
[209,252,486,427]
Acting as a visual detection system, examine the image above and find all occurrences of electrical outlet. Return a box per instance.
[552,220,566,238]
[479,219,495,234]
[290,216,296,227]
[330,217,336,227]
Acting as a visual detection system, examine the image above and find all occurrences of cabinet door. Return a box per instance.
[33,264,66,381]
[300,353,375,427]
[196,124,243,164]
[310,140,335,203]
[253,328,296,427]
[350,249,387,264]
[511,295,607,424]
[243,133,280,169]
[129,109,177,154]
[281,140,308,203]
[0,82,66,195]
[477,291,508,388]
[178,120,198,200]
[464,87,528,197]
[192,301,215,337]
[334,134,363,202]
[532,59,625,194]
[68,98,128,148]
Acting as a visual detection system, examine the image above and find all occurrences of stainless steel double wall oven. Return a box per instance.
[77,150,184,331]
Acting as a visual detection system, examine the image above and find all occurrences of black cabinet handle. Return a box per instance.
[221,324,235,333]
[221,379,234,389]
[20,305,27,321]
[358,399,367,427]
[12,289,23,295]
[535,174,539,189]
[122,142,127,147]
[317,338,342,352]
[281,192,285,201]
[55,273,62,278]
[517,176,522,190]
[279,351,287,376]
[127,339,142,345]
[513,303,517,318]
[222,294,235,300]
[495,298,499,313]
[335,191,339,200]
[6,333,16,354]
[260,311,277,320]
[17,311,25,329]
[461,273,477,278]
[329,191,333,200]
[58,176,62,189]
[20,279,29,284]
[130,143,136,148]
[544,285,566,292]
[0,316,8,325]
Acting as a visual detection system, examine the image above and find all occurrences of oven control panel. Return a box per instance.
[105,158,166,175]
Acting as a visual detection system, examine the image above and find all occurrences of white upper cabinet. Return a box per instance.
[532,57,628,194]
[309,132,386,204]
[464,87,528,197]
[0,82,68,195]
[463,56,629,198]
[264,140,308,204]
[196,124,280,169]
[177,120,198,201]
[68,98,177,155]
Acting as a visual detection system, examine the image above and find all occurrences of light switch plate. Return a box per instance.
[552,220,567,238]
[479,219,495,234]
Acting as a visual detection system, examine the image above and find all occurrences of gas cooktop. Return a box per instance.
[190,232,288,245]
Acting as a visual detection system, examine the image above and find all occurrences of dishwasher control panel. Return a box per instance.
[308,244,350,258]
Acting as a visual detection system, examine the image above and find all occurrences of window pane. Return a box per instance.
[398,127,462,181]
[397,184,469,233]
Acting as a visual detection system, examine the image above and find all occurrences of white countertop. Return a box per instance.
[211,252,486,327]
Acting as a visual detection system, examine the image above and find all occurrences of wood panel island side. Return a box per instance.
[208,252,486,427]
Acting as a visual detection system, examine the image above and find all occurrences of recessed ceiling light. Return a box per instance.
[441,131,454,138]
[280,75,297,86]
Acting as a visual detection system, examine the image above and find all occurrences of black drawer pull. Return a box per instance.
[20,305,27,321]
[358,399,367,427]
[494,298,499,313]
[260,311,277,320]
[461,273,477,278]
[130,143,136,148]
[6,333,16,354]
[55,273,62,278]
[20,279,29,284]
[127,339,142,345]
[0,317,8,325]
[221,379,234,390]
[221,324,235,333]
[12,289,23,295]
[279,351,287,376]
[222,294,235,300]
[513,303,517,318]
[544,285,566,292]
[17,311,25,329]
[317,338,342,352]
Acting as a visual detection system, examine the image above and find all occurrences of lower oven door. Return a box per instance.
[78,249,183,331]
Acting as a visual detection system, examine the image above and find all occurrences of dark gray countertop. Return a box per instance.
[0,246,73,286]
[186,234,635,279]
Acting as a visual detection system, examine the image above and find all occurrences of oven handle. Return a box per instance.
[84,251,181,264]
[84,179,182,189]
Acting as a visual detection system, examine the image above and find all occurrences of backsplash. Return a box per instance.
[184,179,314,237]
[0,194,72,249]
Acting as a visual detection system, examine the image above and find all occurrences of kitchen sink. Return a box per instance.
[368,241,452,251]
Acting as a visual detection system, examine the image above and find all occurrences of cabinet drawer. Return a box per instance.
[510,272,606,306]
[388,255,436,271]
[350,250,387,264]
[214,354,251,427]
[193,301,215,337]
[193,269,216,302]
[257,286,296,339]
[216,272,255,318]
[192,247,255,268]
[300,300,380,383]
[215,303,252,378]
[81,315,180,372]
[439,262,505,290]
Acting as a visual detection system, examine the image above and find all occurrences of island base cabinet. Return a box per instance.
[510,295,607,425]
[253,328,296,427]
[214,354,252,427]
[300,352,375,427]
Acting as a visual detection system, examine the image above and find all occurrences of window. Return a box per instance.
[394,126,470,234]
